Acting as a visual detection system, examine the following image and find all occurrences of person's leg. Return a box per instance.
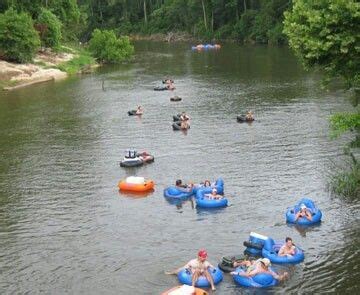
[204,269,216,291]
[192,270,200,286]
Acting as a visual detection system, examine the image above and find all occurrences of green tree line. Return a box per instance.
[0,0,292,44]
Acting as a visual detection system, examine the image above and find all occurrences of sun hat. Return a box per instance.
[260,258,271,267]
[198,249,207,259]
[212,188,217,193]
[300,203,307,209]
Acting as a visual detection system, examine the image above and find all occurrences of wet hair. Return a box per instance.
[175,179,182,186]
[285,237,292,243]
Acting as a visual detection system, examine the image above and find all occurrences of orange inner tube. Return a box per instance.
[118,180,155,192]
[161,285,208,295]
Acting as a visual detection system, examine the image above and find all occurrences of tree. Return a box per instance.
[36,8,62,49]
[0,8,40,63]
[283,0,360,87]
[88,29,134,63]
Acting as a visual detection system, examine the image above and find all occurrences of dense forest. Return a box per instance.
[0,0,291,44]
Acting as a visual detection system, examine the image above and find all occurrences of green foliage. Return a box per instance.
[57,50,95,74]
[283,0,360,87]
[267,22,286,45]
[330,162,360,199]
[36,8,62,49]
[330,112,360,138]
[88,29,134,64]
[233,10,257,41]
[0,8,40,63]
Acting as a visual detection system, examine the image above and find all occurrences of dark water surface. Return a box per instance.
[0,41,359,294]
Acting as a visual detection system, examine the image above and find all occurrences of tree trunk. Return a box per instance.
[201,0,208,30]
[243,0,247,12]
[144,0,148,24]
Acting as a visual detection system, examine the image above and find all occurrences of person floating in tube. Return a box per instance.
[231,258,289,281]
[165,249,217,291]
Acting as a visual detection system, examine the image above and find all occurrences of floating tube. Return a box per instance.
[178,267,223,288]
[118,176,154,192]
[218,254,248,273]
[237,116,254,123]
[161,285,208,295]
[262,238,304,264]
[170,96,182,102]
[286,198,322,225]
[243,232,268,256]
[195,193,228,209]
[232,266,278,288]
[172,121,190,131]
[173,114,181,121]
[154,86,169,91]
[128,110,138,116]
[120,157,143,167]
[163,186,194,200]
[193,178,224,195]
[137,152,154,163]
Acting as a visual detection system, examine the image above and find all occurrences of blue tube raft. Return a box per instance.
[232,266,278,288]
[286,198,322,225]
[178,267,223,288]
[195,189,228,208]
[163,186,194,200]
[262,238,304,264]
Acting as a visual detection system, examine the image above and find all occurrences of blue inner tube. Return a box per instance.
[163,186,194,199]
[286,198,322,225]
[262,240,304,264]
[178,267,223,287]
[195,194,228,208]
[232,267,278,288]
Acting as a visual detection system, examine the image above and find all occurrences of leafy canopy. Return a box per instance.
[283,0,360,87]
[36,8,62,49]
[0,8,40,63]
[88,29,134,64]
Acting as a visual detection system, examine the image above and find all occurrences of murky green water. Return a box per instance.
[0,41,359,294]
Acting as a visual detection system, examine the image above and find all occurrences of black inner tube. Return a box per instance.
[243,240,263,250]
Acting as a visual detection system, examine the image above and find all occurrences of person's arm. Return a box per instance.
[165,261,190,275]
[306,210,312,221]
[278,246,286,256]
[268,270,288,281]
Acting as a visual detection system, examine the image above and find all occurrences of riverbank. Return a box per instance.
[0,47,97,91]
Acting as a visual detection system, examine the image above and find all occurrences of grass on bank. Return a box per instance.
[57,48,96,75]
[330,161,360,199]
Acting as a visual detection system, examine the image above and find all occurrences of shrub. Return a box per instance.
[0,8,40,63]
[36,8,62,49]
[88,29,134,63]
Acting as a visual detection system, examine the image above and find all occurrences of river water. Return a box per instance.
[0,41,359,294]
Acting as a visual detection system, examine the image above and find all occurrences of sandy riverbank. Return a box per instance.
[0,50,74,91]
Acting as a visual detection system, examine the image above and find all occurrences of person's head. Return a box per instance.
[259,258,271,268]
[198,249,207,261]
[204,180,211,186]
[211,188,217,195]
[285,237,293,247]
[300,204,307,211]
[137,105,142,109]
[175,179,182,186]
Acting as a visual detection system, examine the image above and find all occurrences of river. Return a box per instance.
[0,41,359,294]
